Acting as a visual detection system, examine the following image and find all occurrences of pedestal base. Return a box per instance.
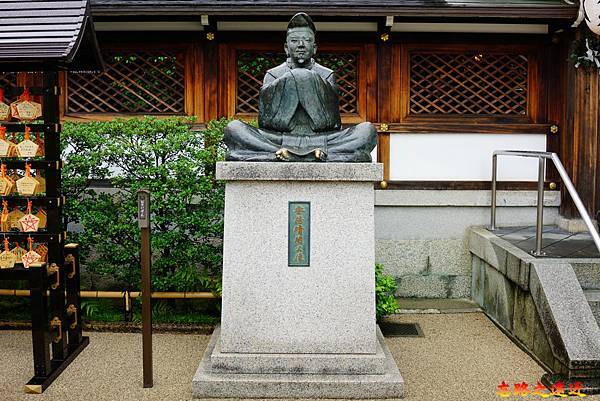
[192,325,405,399]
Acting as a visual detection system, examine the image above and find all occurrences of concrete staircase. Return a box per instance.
[469,227,600,393]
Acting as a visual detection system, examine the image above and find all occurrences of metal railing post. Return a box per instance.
[534,156,545,256]
[491,150,600,256]
[490,154,498,230]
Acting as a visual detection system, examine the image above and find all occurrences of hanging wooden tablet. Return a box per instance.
[0,238,16,269]
[0,165,13,196]
[8,169,18,195]
[16,127,39,158]
[11,243,25,261]
[8,206,24,230]
[34,170,45,194]
[22,237,41,268]
[16,163,38,196]
[7,132,17,158]
[35,133,44,157]
[0,89,10,121]
[19,201,39,232]
[34,243,48,263]
[10,89,42,121]
[1,201,9,232]
[0,126,12,157]
[35,208,47,229]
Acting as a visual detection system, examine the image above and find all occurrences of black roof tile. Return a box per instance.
[0,0,104,72]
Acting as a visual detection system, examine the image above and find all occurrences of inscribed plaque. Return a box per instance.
[288,202,310,266]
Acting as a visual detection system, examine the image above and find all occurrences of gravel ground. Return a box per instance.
[1,313,599,401]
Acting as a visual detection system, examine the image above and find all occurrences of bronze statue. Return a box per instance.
[224,13,377,162]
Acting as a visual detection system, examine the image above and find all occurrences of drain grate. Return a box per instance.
[379,322,424,337]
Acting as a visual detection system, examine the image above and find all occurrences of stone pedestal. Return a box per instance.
[192,162,404,399]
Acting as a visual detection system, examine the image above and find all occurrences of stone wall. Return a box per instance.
[374,190,560,298]
[468,227,600,391]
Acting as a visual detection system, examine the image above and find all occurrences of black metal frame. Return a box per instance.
[0,72,88,394]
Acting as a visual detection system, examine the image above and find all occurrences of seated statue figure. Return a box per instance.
[224,12,377,162]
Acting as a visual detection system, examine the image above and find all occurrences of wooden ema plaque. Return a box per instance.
[0,250,16,268]
[34,172,45,194]
[0,127,15,157]
[19,202,39,232]
[10,89,42,121]
[16,164,38,196]
[8,207,24,229]
[0,139,11,158]
[35,243,48,262]
[0,239,16,269]
[36,208,47,229]
[0,251,16,268]
[1,201,9,232]
[0,126,11,157]
[11,243,25,261]
[0,175,12,196]
[22,250,41,268]
[17,127,39,158]
[0,89,10,121]
[35,133,44,157]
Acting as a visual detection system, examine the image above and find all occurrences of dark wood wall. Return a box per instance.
[560,30,600,219]
[43,32,600,202]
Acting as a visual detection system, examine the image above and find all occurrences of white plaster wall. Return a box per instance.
[389,133,547,181]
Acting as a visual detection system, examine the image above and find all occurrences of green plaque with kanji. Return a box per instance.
[289,202,310,266]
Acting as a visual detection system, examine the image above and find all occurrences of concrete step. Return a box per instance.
[585,289,600,325]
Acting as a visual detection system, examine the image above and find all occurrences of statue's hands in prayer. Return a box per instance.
[290,67,316,80]
[276,148,291,161]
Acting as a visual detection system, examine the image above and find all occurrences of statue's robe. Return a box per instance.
[224,60,377,162]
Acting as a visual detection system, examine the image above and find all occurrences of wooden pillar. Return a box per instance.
[203,39,219,121]
[376,39,392,182]
[561,29,600,220]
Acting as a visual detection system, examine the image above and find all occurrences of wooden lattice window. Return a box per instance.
[409,51,528,116]
[236,51,359,115]
[67,50,185,114]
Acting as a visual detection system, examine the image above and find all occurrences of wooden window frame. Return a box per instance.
[390,42,546,127]
[377,41,551,185]
[62,42,201,121]
[224,42,376,124]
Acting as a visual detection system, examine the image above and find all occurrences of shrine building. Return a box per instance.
[2,0,596,299]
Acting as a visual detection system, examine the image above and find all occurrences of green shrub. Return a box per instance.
[62,116,228,293]
[375,263,399,320]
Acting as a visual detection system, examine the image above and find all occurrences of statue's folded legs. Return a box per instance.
[224,120,377,162]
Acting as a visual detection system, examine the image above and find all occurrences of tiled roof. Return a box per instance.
[0,0,103,71]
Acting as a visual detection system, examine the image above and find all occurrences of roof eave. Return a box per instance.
[90,5,579,20]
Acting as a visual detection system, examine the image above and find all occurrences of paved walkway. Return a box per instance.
[1,313,598,401]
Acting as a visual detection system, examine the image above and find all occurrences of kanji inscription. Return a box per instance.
[288,202,310,267]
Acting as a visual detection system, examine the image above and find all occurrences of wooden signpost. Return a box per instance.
[138,189,153,388]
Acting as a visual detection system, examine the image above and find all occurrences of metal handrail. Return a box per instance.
[490,150,600,256]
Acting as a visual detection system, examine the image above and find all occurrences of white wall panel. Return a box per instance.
[389,134,547,181]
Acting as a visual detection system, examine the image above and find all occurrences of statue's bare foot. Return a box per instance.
[276,148,290,160]
[314,148,326,161]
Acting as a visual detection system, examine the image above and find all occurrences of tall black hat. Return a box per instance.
[287,12,316,34]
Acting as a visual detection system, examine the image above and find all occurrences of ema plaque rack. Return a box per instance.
[0,73,88,394]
